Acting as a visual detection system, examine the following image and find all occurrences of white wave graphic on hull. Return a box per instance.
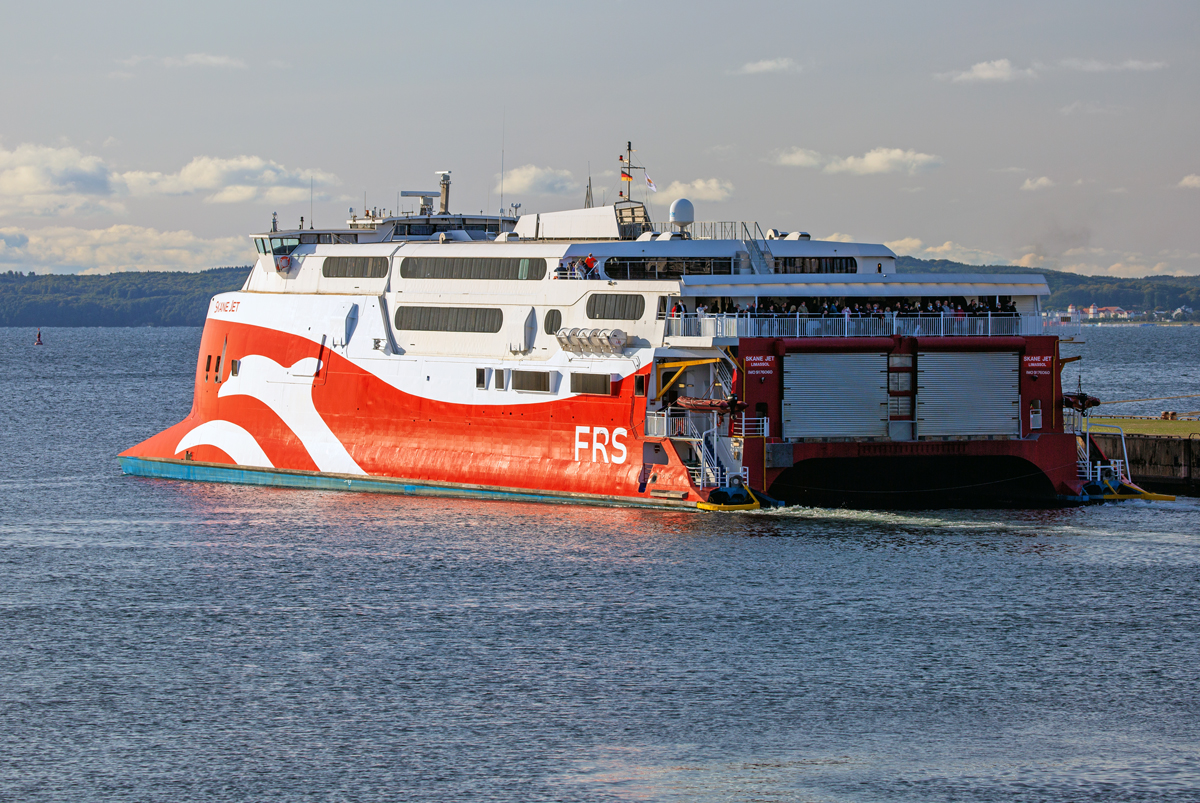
[175,420,274,467]
[212,354,366,475]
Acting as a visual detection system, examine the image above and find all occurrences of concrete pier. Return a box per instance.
[1093,433,1200,498]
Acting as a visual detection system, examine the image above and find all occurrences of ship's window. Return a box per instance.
[395,224,435,237]
[571,373,611,395]
[775,256,858,274]
[204,355,212,372]
[300,233,319,244]
[333,234,358,244]
[544,309,562,335]
[213,356,221,377]
[318,233,333,244]
[254,238,269,254]
[231,359,240,377]
[586,294,645,321]
[495,369,505,390]
[634,375,646,397]
[512,370,551,392]
[394,306,504,333]
[476,368,486,389]
[602,257,735,281]
[322,256,389,279]
[400,256,547,281]
[270,237,300,255]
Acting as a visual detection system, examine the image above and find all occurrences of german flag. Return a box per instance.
[620,171,632,181]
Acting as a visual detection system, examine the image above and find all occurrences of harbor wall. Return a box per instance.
[1093,433,1200,497]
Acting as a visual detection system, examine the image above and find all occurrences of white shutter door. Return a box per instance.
[916,352,1020,437]
[782,353,888,439]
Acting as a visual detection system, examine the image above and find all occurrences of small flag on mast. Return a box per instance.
[645,174,657,192]
[620,171,632,181]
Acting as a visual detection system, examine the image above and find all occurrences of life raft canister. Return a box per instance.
[275,255,291,271]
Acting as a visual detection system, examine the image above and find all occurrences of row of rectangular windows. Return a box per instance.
[400,256,547,281]
[602,257,735,281]
[776,257,858,274]
[393,296,647,333]
[473,369,646,396]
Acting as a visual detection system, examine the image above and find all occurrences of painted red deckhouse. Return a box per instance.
[122,170,1154,510]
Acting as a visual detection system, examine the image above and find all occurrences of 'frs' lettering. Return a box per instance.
[574,426,627,464]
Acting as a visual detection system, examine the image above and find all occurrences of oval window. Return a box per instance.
[544,309,562,334]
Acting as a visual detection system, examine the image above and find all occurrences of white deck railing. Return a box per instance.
[663,312,1080,339]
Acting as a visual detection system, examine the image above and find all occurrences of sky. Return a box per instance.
[0,0,1197,277]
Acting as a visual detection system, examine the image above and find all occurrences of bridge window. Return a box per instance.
[603,257,734,281]
[544,309,562,334]
[586,294,646,321]
[269,237,300,255]
[322,256,389,279]
[775,256,858,274]
[400,256,546,280]
[394,306,504,333]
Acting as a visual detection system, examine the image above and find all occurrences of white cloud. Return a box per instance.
[1021,176,1055,191]
[822,232,855,243]
[825,148,942,175]
[775,146,941,175]
[658,178,733,203]
[938,59,1037,83]
[0,143,124,217]
[121,155,339,204]
[1179,174,1200,189]
[734,57,799,75]
[494,165,579,196]
[1060,58,1166,73]
[0,224,250,274]
[1015,253,1044,267]
[0,143,339,215]
[920,241,1008,265]
[774,147,824,168]
[1060,260,1176,278]
[884,237,923,255]
[119,53,246,69]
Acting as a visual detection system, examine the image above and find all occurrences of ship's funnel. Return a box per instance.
[436,171,451,215]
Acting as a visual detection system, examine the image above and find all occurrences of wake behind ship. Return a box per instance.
[120,170,1157,509]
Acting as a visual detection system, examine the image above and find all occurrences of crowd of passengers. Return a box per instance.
[665,297,1021,318]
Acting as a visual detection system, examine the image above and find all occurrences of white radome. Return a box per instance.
[669,198,694,226]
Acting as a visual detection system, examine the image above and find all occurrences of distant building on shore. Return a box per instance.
[1083,304,1130,320]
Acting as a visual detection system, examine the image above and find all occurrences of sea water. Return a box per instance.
[1,326,1198,802]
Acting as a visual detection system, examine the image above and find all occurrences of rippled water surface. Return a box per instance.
[2,326,1198,802]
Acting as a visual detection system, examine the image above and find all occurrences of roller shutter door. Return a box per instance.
[916,352,1019,437]
[782,353,888,439]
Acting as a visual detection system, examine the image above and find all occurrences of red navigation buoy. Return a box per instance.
[34,328,43,346]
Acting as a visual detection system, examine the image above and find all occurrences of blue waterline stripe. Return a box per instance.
[117,457,695,512]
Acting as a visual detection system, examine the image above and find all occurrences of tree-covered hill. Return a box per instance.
[897,256,1200,312]
[0,267,250,327]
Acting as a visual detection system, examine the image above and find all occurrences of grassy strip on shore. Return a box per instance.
[1087,416,1200,437]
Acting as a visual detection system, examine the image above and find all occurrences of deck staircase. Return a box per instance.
[741,222,773,274]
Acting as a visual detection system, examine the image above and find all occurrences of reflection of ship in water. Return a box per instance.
[118,161,1165,509]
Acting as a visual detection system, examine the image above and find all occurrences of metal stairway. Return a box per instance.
[741,222,773,274]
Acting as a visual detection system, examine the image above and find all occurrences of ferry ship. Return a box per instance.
[119,168,1163,509]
